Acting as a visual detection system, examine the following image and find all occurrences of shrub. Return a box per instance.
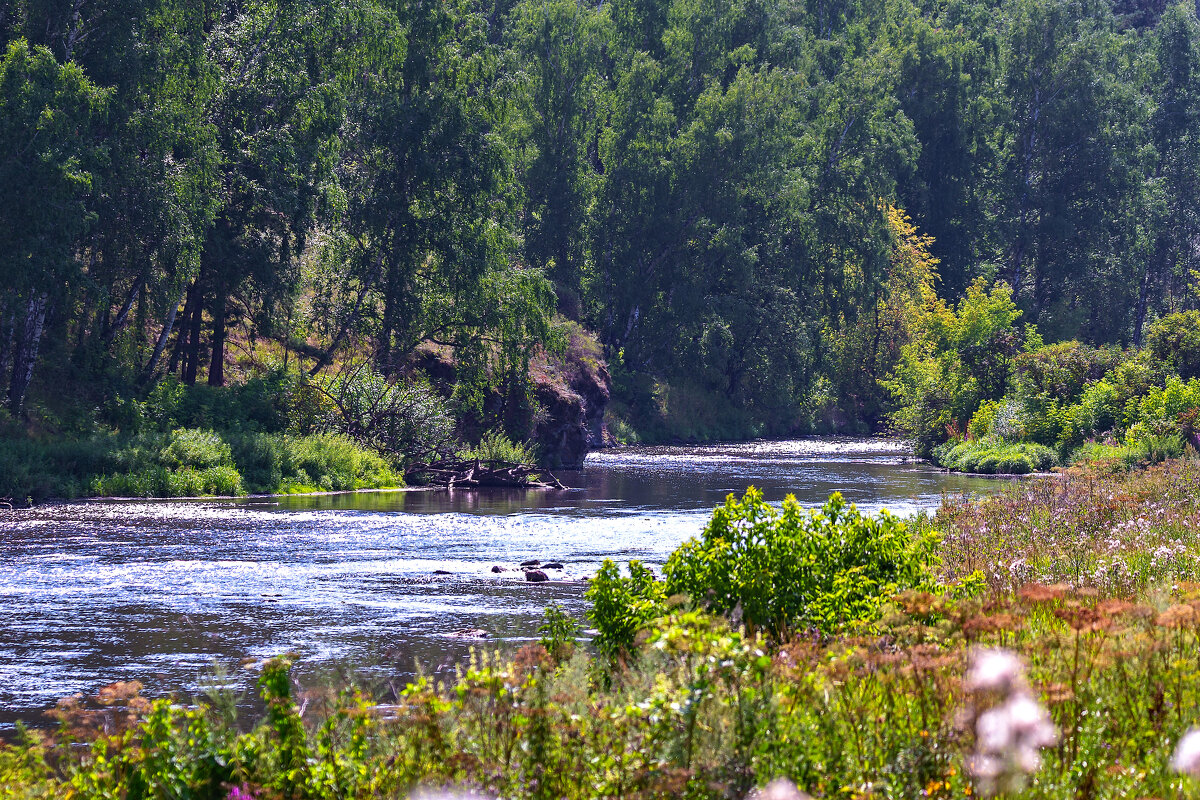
[1058,379,1121,451]
[285,433,399,491]
[460,429,538,465]
[1013,341,1126,405]
[1132,375,1200,428]
[887,279,1027,456]
[538,604,582,665]
[318,365,457,468]
[230,433,285,492]
[968,400,1000,439]
[158,428,233,470]
[588,489,941,648]
[932,438,1058,474]
[1145,311,1200,380]
[145,369,306,435]
[664,489,939,635]
[586,560,667,658]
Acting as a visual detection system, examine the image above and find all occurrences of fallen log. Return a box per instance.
[407,458,565,490]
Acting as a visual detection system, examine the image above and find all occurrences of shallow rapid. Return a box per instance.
[0,438,995,727]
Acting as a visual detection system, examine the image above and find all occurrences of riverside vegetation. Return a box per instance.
[8,457,1200,798]
[10,0,1200,477]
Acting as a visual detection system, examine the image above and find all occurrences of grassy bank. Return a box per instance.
[7,458,1200,798]
[0,429,401,502]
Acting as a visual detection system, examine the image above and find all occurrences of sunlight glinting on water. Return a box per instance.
[0,438,995,727]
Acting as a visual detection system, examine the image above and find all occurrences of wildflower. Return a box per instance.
[1171,729,1200,777]
[965,649,1058,796]
[748,778,812,800]
[965,648,1026,695]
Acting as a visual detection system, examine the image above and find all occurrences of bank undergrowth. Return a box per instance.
[8,459,1200,797]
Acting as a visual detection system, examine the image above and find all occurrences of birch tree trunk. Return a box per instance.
[142,285,188,382]
[8,294,50,415]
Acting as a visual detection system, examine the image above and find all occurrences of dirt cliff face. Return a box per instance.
[531,325,611,469]
[532,360,611,468]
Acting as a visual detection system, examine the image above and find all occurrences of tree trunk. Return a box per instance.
[208,282,227,387]
[102,276,144,347]
[308,252,384,376]
[143,285,188,382]
[8,294,49,415]
[1134,240,1167,347]
[179,278,205,384]
[0,309,13,401]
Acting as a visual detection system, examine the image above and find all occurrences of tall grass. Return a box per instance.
[0,429,400,501]
[925,456,1200,595]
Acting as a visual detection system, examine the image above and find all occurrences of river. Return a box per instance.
[0,438,995,728]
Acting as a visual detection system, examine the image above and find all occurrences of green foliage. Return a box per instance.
[588,488,940,651]
[887,280,1027,455]
[0,428,399,500]
[0,38,108,415]
[283,433,398,493]
[158,428,233,470]
[1014,342,1127,405]
[664,488,940,636]
[460,429,538,466]
[932,438,1058,474]
[142,371,313,435]
[16,465,1200,798]
[585,560,667,659]
[13,0,1200,455]
[538,604,582,665]
[89,464,244,498]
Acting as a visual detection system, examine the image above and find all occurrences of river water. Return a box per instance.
[0,438,995,727]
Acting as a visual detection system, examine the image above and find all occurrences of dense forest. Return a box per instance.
[4,0,1200,494]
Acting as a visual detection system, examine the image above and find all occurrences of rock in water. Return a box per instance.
[490,565,507,573]
[520,559,540,567]
[524,569,549,583]
[432,570,452,575]
[448,629,489,639]
[542,561,564,569]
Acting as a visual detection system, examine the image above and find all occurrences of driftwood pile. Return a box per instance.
[408,458,565,490]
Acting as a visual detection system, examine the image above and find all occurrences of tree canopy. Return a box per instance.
[3,0,1200,439]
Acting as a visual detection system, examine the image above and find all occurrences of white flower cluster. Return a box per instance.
[965,648,1058,796]
[1172,729,1200,777]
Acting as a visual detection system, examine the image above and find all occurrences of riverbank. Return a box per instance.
[6,455,1200,797]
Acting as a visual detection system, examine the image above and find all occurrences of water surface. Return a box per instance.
[0,438,994,726]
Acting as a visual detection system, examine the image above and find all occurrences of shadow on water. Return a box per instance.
[0,438,996,728]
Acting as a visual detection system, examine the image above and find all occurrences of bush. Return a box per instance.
[230,433,285,492]
[158,428,233,470]
[886,280,1027,456]
[586,560,667,658]
[319,365,457,468]
[460,429,538,465]
[284,433,399,492]
[1013,341,1126,405]
[588,489,940,648]
[1145,311,1200,380]
[89,464,245,497]
[932,438,1058,474]
[144,369,307,435]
